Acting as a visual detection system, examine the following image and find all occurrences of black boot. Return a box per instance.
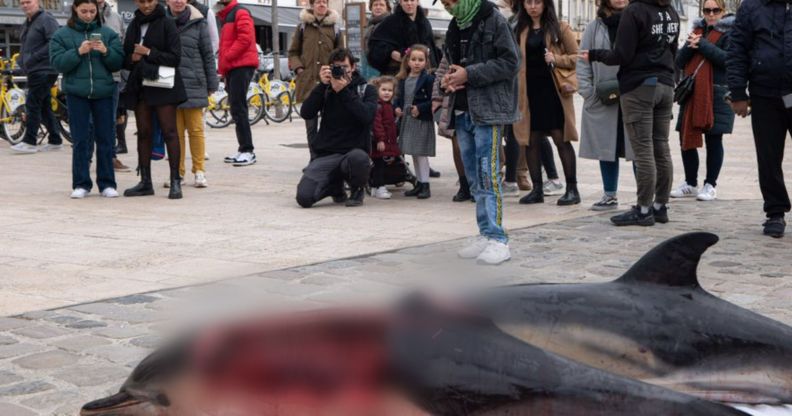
[417,182,431,199]
[115,135,127,154]
[124,166,154,197]
[557,184,581,206]
[429,168,441,178]
[453,176,472,202]
[346,187,364,207]
[519,188,544,204]
[168,171,183,200]
[405,182,422,197]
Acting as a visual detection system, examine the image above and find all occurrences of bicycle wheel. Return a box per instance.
[291,92,302,118]
[207,96,232,128]
[1,105,26,144]
[264,91,292,123]
[248,93,265,126]
[55,94,71,143]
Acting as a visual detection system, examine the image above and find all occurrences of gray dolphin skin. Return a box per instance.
[470,232,792,406]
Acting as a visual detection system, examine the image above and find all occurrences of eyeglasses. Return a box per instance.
[702,7,722,14]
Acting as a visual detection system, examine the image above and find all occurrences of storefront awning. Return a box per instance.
[246,5,302,29]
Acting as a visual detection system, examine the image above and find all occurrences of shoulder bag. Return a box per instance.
[674,59,705,105]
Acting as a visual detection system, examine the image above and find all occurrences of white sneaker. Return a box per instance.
[233,152,256,166]
[204,152,210,161]
[476,240,511,265]
[670,181,698,198]
[10,142,38,154]
[224,152,241,163]
[696,183,717,201]
[39,144,63,152]
[195,171,208,188]
[458,236,491,259]
[100,188,119,198]
[502,181,520,197]
[543,179,564,195]
[373,186,391,199]
[70,188,89,199]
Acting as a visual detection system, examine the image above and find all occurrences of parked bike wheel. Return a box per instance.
[207,96,232,128]
[248,92,266,126]
[55,93,71,143]
[264,91,292,123]
[1,105,26,144]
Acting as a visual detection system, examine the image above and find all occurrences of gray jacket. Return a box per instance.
[100,3,125,41]
[19,10,59,75]
[168,5,219,108]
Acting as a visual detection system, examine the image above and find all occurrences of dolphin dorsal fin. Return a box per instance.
[616,232,719,288]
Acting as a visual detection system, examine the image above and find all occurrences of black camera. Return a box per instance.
[331,65,345,79]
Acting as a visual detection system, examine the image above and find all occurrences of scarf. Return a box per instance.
[600,12,621,45]
[680,26,723,150]
[449,0,481,29]
[174,8,191,27]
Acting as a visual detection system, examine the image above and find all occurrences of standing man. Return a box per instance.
[216,0,259,166]
[12,0,61,154]
[439,0,520,265]
[727,0,792,238]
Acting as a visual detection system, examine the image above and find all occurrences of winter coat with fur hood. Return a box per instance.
[288,9,343,103]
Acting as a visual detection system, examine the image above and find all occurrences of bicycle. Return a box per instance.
[205,80,266,128]
[0,54,27,144]
[253,72,292,123]
[48,79,71,143]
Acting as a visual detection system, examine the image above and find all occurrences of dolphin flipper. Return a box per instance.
[616,232,719,288]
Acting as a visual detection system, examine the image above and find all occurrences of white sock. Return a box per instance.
[653,202,664,211]
[640,205,650,214]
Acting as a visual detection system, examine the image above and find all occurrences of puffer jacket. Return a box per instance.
[19,10,59,75]
[727,0,792,100]
[49,20,123,99]
[288,9,342,102]
[371,100,400,158]
[167,4,219,108]
[215,0,259,76]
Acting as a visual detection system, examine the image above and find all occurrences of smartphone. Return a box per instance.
[783,93,792,109]
[89,33,102,42]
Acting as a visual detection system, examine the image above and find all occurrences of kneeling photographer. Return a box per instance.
[296,48,378,208]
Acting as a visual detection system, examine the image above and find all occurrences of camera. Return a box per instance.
[331,65,345,80]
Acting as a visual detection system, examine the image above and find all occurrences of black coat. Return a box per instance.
[394,71,435,122]
[122,4,187,108]
[367,5,439,76]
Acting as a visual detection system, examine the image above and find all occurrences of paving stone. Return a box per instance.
[20,389,81,410]
[0,335,18,345]
[18,311,57,320]
[112,294,159,305]
[12,350,80,370]
[0,371,22,386]
[67,303,159,324]
[0,381,54,396]
[51,335,112,352]
[0,402,36,416]
[0,318,30,331]
[93,326,148,339]
[52,364,128,387]
[11,325,70,340]
[66,320,108,329]
[130,335,161,349]
[46,315,84,325]
[0,343,47,360]
[86,344,150,365]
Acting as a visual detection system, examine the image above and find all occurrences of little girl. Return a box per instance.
[370,76,400,199]
[395,45,436,199]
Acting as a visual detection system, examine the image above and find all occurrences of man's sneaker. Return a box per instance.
[502,181,520,197]
[224,152,241,163]
[543,179,563,195]
[476,240,511,265]
[40,143,63,152]
[163,178,185,188]
[346,187,365,207]
[611,206,655,226]
[458,236,490,259]
[195,171,208,188]
[373,186,391,199]
[653,205,669,224]
[591,194,618,211]
[670,181,698,198]
[113,158,131,172]
[763,216,786,238]
[10,142,38,154]
[697,183,717,201]
[70,188,89,199]
[100,188,119,198]
[233,152,256,166]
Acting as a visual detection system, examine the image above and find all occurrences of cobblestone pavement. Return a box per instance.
[0,199,789,415]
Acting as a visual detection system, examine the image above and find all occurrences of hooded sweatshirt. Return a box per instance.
[589,0,680,94]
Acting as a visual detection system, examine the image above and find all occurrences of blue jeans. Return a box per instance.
[67,95,115,191]
[455,112,507,243]
[23,72,61,145]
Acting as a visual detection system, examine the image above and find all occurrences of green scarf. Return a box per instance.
[448,0,481,29]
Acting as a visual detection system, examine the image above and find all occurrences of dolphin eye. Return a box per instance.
[156,393,170,406]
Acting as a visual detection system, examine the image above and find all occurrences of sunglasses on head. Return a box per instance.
[702,7,722,14]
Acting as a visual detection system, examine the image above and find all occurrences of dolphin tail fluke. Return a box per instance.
[616,232,719,288]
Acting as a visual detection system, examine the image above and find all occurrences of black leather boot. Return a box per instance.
[557,183,581,206]
[417,182,431,199]
[124,166,154,197]
[168,171,183,200]
[115,135,127,154]
[405,182,422,197]
[453,176,472,202]
[346,187,364,207]
[519,188,544,204]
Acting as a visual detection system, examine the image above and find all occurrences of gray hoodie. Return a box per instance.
[19,10,59,75]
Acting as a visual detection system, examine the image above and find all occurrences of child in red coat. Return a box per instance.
[370,76,400,199]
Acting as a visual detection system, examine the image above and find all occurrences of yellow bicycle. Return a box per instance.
[250,72,292,124]
[0,54,27,143]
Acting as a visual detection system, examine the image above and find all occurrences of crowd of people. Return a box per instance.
[8,0,792,265]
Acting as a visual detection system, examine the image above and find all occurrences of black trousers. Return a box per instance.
[23,72,61,145]
[296,149,371,208]
[227,66,255,153]
[751,96,792,217]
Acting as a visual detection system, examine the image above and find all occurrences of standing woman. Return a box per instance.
[360,0,391,80]
[166,0,218,188]
[367,0,439,76]
[50,0,123,198]
[513,0,580,206]
[577,0,632,211]
[121,0,187,199]
[670,0,734,202]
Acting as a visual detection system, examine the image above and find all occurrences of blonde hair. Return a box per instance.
[396,44,431,80]
[372,75,396,89]
[701,0,726,14]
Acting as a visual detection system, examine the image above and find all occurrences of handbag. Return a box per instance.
[596,80,620,105]
[142,65,175,89]
[553,66,578,97]
[673,60,704,105]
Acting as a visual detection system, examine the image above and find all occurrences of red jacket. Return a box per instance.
[216,0,259,76]
[371,100,400,158]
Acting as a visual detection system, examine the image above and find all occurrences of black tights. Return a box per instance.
[504,126,519,183]
[527,130,576,188]
[680,133,724,187]
[135,103,180,176]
